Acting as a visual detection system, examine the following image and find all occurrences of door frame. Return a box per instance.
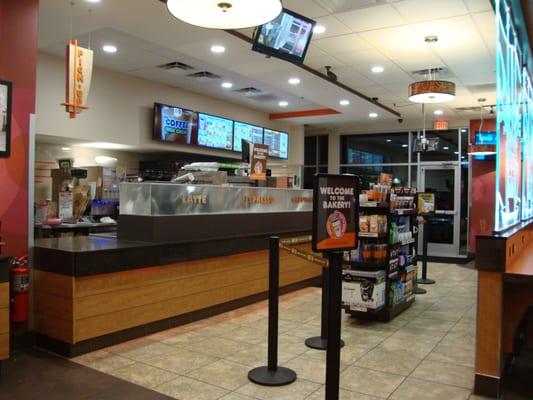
[419,163,462,257]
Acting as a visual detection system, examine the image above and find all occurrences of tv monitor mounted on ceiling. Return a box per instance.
[252,8,316,65]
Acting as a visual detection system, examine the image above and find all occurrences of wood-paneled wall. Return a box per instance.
[0,282,9,360]
[34,244,322,344]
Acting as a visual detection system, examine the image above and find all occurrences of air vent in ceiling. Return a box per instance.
[455,106,483,112]
[185,71,222,82]
[233,87,263,96]
[248,94,280,102]
[410,67,449,77]
[158,61,195,71]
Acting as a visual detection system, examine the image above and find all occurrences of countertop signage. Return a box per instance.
[61,39,93,119]
[312,174,358,252]
[250,143,269,181]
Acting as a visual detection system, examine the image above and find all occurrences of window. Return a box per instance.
[303,135,328,188]
[417,129,460,162]
[341,133,409,164]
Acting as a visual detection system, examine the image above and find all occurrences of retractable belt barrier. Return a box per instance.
[279,236,329,268]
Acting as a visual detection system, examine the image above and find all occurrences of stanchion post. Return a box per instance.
[417,217,436,285]
[305,267,345,350]
[325,253,343,400]
[248,236,297,386]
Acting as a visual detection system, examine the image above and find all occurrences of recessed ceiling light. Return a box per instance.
[454,151,459,154]
[402,144,408,148]
[102,44,117,53]
[339,100,350,106]
[369,112,378,118]
[210,45,225,53]
[86,0,101,3]
[61,147,71,151]
[279,101,289,107]
[371,65,384,74]
[386,139,392,143]
[434,109,444,115]
[221,82,233,89]
[313,25,326,34]
[461,128,468,133]
[443,146,449,150]
[78,142,131,150]
[288,77,300,85]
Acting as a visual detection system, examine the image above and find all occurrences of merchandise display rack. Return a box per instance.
[342,190,418,321]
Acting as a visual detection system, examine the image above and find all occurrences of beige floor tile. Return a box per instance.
[340,366,405,398]
[355,348,422,376]
[306,386,380,400]
[187,359,251,390]
[237,378,321,400]
[225,344,297,367]
[283,323,323,339]
[440,332,476,350]
[279,309,317,323]
[218,393,256,400]
[110,362,177,389]
[376,337,435,358]
[411,359,474,389]
[113,341,178,362]
[282,354,349,384]
[276,334,313,356]
[407,317,456,332]
[195,322,241,337]
[419,309,466,322]
[186,337,253,358]
[302,344,370,365]
[450,322,477,336]
[143,349,219,374]
[72,350,135,373]
[219,325,267,344]
[155,375,229,400]
[389,377,471,400]
[426,344,475,367]
[340,331,387,349]
[161,330,210,347]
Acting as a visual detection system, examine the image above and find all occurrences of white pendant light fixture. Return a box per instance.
[166,0,283,30]
[408,36,456,104]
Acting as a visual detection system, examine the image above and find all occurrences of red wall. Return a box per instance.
[469,118,496,254]
[0,0,39,257]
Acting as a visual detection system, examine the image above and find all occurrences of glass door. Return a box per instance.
[420,165,461,257]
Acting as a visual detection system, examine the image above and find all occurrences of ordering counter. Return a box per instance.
[33,183,321,357]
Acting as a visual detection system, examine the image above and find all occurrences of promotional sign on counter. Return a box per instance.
[417,193,435,214]
[250,143,269,181]
[312,174,358,252]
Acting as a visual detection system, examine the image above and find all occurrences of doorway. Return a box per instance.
[420,164,463,258]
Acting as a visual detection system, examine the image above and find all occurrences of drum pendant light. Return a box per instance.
[166,0,283,30]
[408,36,456,104]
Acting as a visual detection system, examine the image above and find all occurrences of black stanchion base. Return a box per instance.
[305,336,345,350]
[248,366,297,386]
[417,278,436,285]
[414,287,427,294]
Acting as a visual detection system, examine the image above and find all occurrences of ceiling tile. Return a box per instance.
[312,15,353,38]
[356,61,414,84]
[471,11,497,55]
[359,25,419,49]
[463,0,493,13]
[335,4,407,32]
[334,48,389,67]
[282,0,331,17]
[313,33,373,55]
[392,0,469,24]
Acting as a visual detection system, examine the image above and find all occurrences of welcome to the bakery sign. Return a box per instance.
[312,174,359,253]
[61,39,93,119]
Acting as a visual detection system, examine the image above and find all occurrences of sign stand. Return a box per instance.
[305,266,345,350]
[248,236,297,386]
[312,174,359,400]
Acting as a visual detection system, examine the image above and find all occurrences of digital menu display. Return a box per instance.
[263,128,289,159]
[153,103,196,145]
[233,122,263,152]
[197,113,233,151]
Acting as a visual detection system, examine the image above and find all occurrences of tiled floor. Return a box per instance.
[73,262,483,400]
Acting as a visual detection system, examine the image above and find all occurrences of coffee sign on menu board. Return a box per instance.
[312,174,358,252]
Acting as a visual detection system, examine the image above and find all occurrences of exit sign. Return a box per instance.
[434,120,449,130]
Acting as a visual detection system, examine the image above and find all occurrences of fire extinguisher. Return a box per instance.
[11,255,29,322]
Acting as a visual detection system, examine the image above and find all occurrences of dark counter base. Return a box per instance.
[474,373,501,398]
[0,256,9,283]
[118,212,312,243]
[36,276,321,358]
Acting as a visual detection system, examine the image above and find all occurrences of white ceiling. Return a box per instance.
[38,0,496,127]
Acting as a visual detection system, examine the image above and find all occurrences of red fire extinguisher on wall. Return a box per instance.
[11,255,29,322]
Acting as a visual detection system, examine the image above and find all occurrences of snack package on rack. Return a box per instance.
[369,215,379,233]
[359,215,369,232]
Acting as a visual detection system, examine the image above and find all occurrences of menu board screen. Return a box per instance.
[197,113,233,151]
[522,70,533,220]
[233,122,263,152]
[263,128,289,159]
[153,103,196,145]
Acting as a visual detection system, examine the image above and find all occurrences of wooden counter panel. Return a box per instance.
[0,333,8,359]
[34,291,74,322]
[0,307,8,334]
[74,263,321,342]
[74,246,310,298]
[35,313,73,343]
[34,270,74,298]
[505,223,533,273]
[0,282,8,308]
[475,270,503,377]
[74,254,311,320]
